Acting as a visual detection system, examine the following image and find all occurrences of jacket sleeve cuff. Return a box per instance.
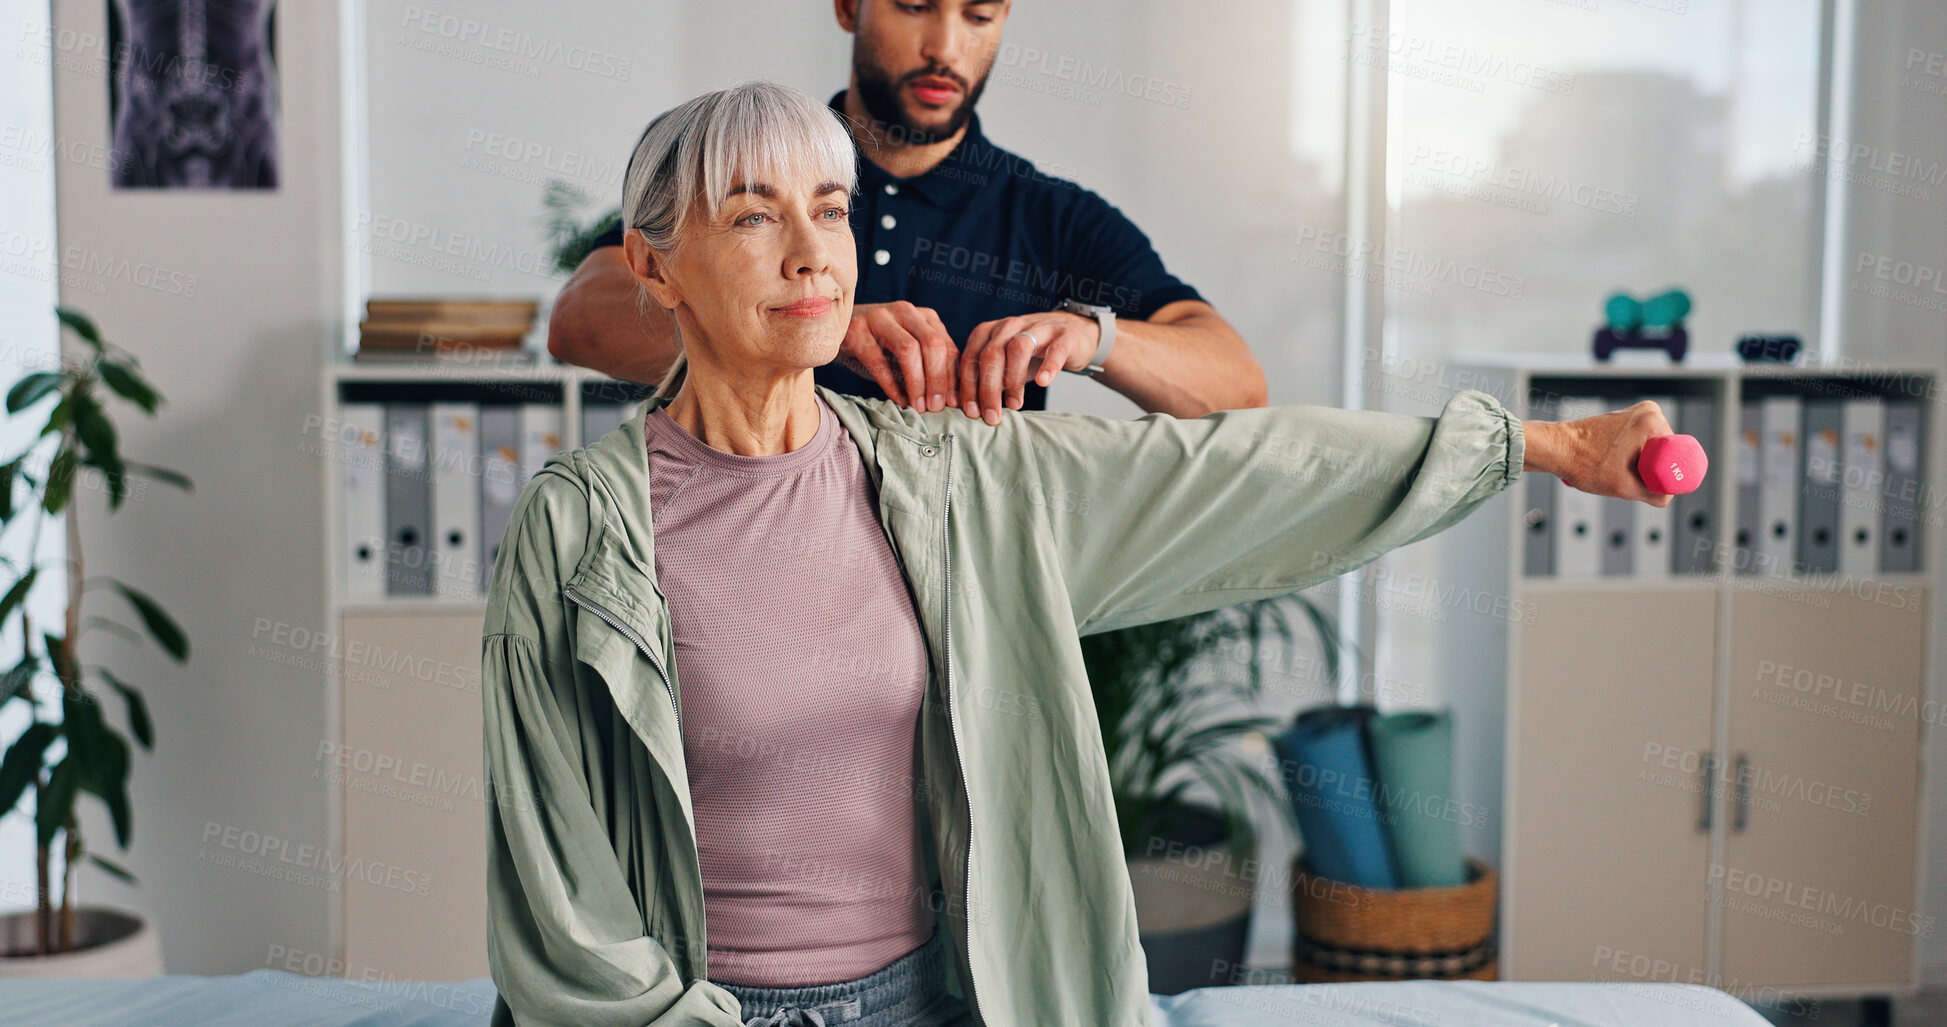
[1495,392,1525,490]
[1442,389,1524,503]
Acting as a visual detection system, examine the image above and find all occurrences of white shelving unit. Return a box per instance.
[1435,356,1943,1007]
[315,357,653,978]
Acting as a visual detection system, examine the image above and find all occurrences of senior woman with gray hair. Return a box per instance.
[481,81,1674,1027]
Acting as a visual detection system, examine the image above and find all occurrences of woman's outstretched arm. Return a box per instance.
[1001,390,1671,637]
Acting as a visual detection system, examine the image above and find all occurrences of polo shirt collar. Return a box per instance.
[828,89,991,211]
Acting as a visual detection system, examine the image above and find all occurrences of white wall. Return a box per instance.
[43,0,347,974]
[357,0,690,305]
[1839,0,1947,985]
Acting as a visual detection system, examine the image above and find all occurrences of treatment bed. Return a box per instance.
[0,969,1777,1025]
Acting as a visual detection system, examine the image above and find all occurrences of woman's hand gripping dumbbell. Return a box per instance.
[1522,400,1708,508]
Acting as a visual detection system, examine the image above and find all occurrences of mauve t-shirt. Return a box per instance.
[642,392,936,987]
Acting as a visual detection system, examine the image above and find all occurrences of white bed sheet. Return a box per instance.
[0,969,1774,1026]
[1151,979,1773,1026]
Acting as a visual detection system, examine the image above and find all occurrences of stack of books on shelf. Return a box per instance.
[355,298,539,364]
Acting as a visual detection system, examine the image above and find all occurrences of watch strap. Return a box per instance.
[1061,299,1116,376]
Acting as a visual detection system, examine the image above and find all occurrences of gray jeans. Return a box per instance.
[715,927,976,1027]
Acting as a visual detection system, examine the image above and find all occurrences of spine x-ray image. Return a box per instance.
[109,0,280,189]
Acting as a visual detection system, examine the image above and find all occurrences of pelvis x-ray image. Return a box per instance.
[108,0,280,189]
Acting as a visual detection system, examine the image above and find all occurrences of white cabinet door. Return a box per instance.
[1507,587,1718,981]
[1720,586,1926,989]
[341,612,489,979]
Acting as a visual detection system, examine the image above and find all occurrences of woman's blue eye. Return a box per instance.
[741,212,769,226]
[823,208,849,220]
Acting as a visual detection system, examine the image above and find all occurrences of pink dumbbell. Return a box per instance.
[1637,434,1708,495]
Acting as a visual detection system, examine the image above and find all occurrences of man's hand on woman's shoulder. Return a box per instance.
[839,300,963,413]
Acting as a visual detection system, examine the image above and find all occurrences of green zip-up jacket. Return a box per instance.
[481,384,1526,1026]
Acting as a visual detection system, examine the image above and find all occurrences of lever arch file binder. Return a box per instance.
[1555,396,1605,579]
[1735,399,1762,576]
[1798,398,1843,575]
[341,403,387,602]
[1882,396,1926,573]
[1839,398,1884,576]
[1522,395,1557,577]
[1671,394,1718,575]
[1757,396,1803,577]
[383,404,433,596]
[478,406,522,594]
[1604,395,1635,576]
[1633,394,1676,578]
[519,404,564,485]
[430,403,481,599]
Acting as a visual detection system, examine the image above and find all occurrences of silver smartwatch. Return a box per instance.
[1058,298,1116,377]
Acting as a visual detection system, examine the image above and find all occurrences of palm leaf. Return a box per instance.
[36,758,79,848]
[98,669,154,751]
[0,723,56,816]
[1085,593,1337,855]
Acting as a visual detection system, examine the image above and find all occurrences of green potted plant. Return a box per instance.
[1082,592,1343,994]
[540,179,620,277]
[0,307,189,975]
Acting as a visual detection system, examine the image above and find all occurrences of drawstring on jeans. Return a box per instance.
[743,1007,827,1027]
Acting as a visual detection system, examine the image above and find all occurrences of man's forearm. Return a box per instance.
[1092,301,1268,416]
[546,248,679,384]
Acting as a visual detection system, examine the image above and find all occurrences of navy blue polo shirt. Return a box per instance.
[590,90,1204,410]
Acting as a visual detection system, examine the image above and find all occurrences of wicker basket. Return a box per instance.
[1289,855,1498,982]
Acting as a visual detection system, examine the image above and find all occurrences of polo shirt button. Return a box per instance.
[881,214,897,230]
[884,183,899,195]
[874,249,890,266]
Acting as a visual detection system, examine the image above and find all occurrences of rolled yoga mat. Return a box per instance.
[1364,709,1469,888]
[1273,705,1400,889]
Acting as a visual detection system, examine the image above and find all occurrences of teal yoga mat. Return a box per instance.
[1274,705,1400,889]
[1365,709,1469,888]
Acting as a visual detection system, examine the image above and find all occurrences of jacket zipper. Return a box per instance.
[562,583,679,732]
[941,433,981,1019]
[561,581,708,979]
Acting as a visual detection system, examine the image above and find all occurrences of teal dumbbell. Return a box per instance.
[1604,293,1643,334]
[1594,287,1691,362]
[1642,289,1691,331]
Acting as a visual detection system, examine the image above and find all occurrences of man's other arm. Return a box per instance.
[1055,186,1267,415]
[1091,298,1266,416]
[545,245,678,384]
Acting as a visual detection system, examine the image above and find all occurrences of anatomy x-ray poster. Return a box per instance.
[107,0,280,189]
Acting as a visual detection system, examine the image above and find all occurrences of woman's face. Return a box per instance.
[628,171,857,379]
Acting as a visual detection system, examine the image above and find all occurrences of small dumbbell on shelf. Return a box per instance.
[1592,288,1691,362]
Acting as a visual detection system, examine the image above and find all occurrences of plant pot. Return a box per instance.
[0,906,163,978]
[1126,804,1255,995]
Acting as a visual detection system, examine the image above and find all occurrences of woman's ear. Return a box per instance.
[622,229,682,311]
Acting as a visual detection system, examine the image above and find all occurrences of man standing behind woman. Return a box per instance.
[547,0,1266,422]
